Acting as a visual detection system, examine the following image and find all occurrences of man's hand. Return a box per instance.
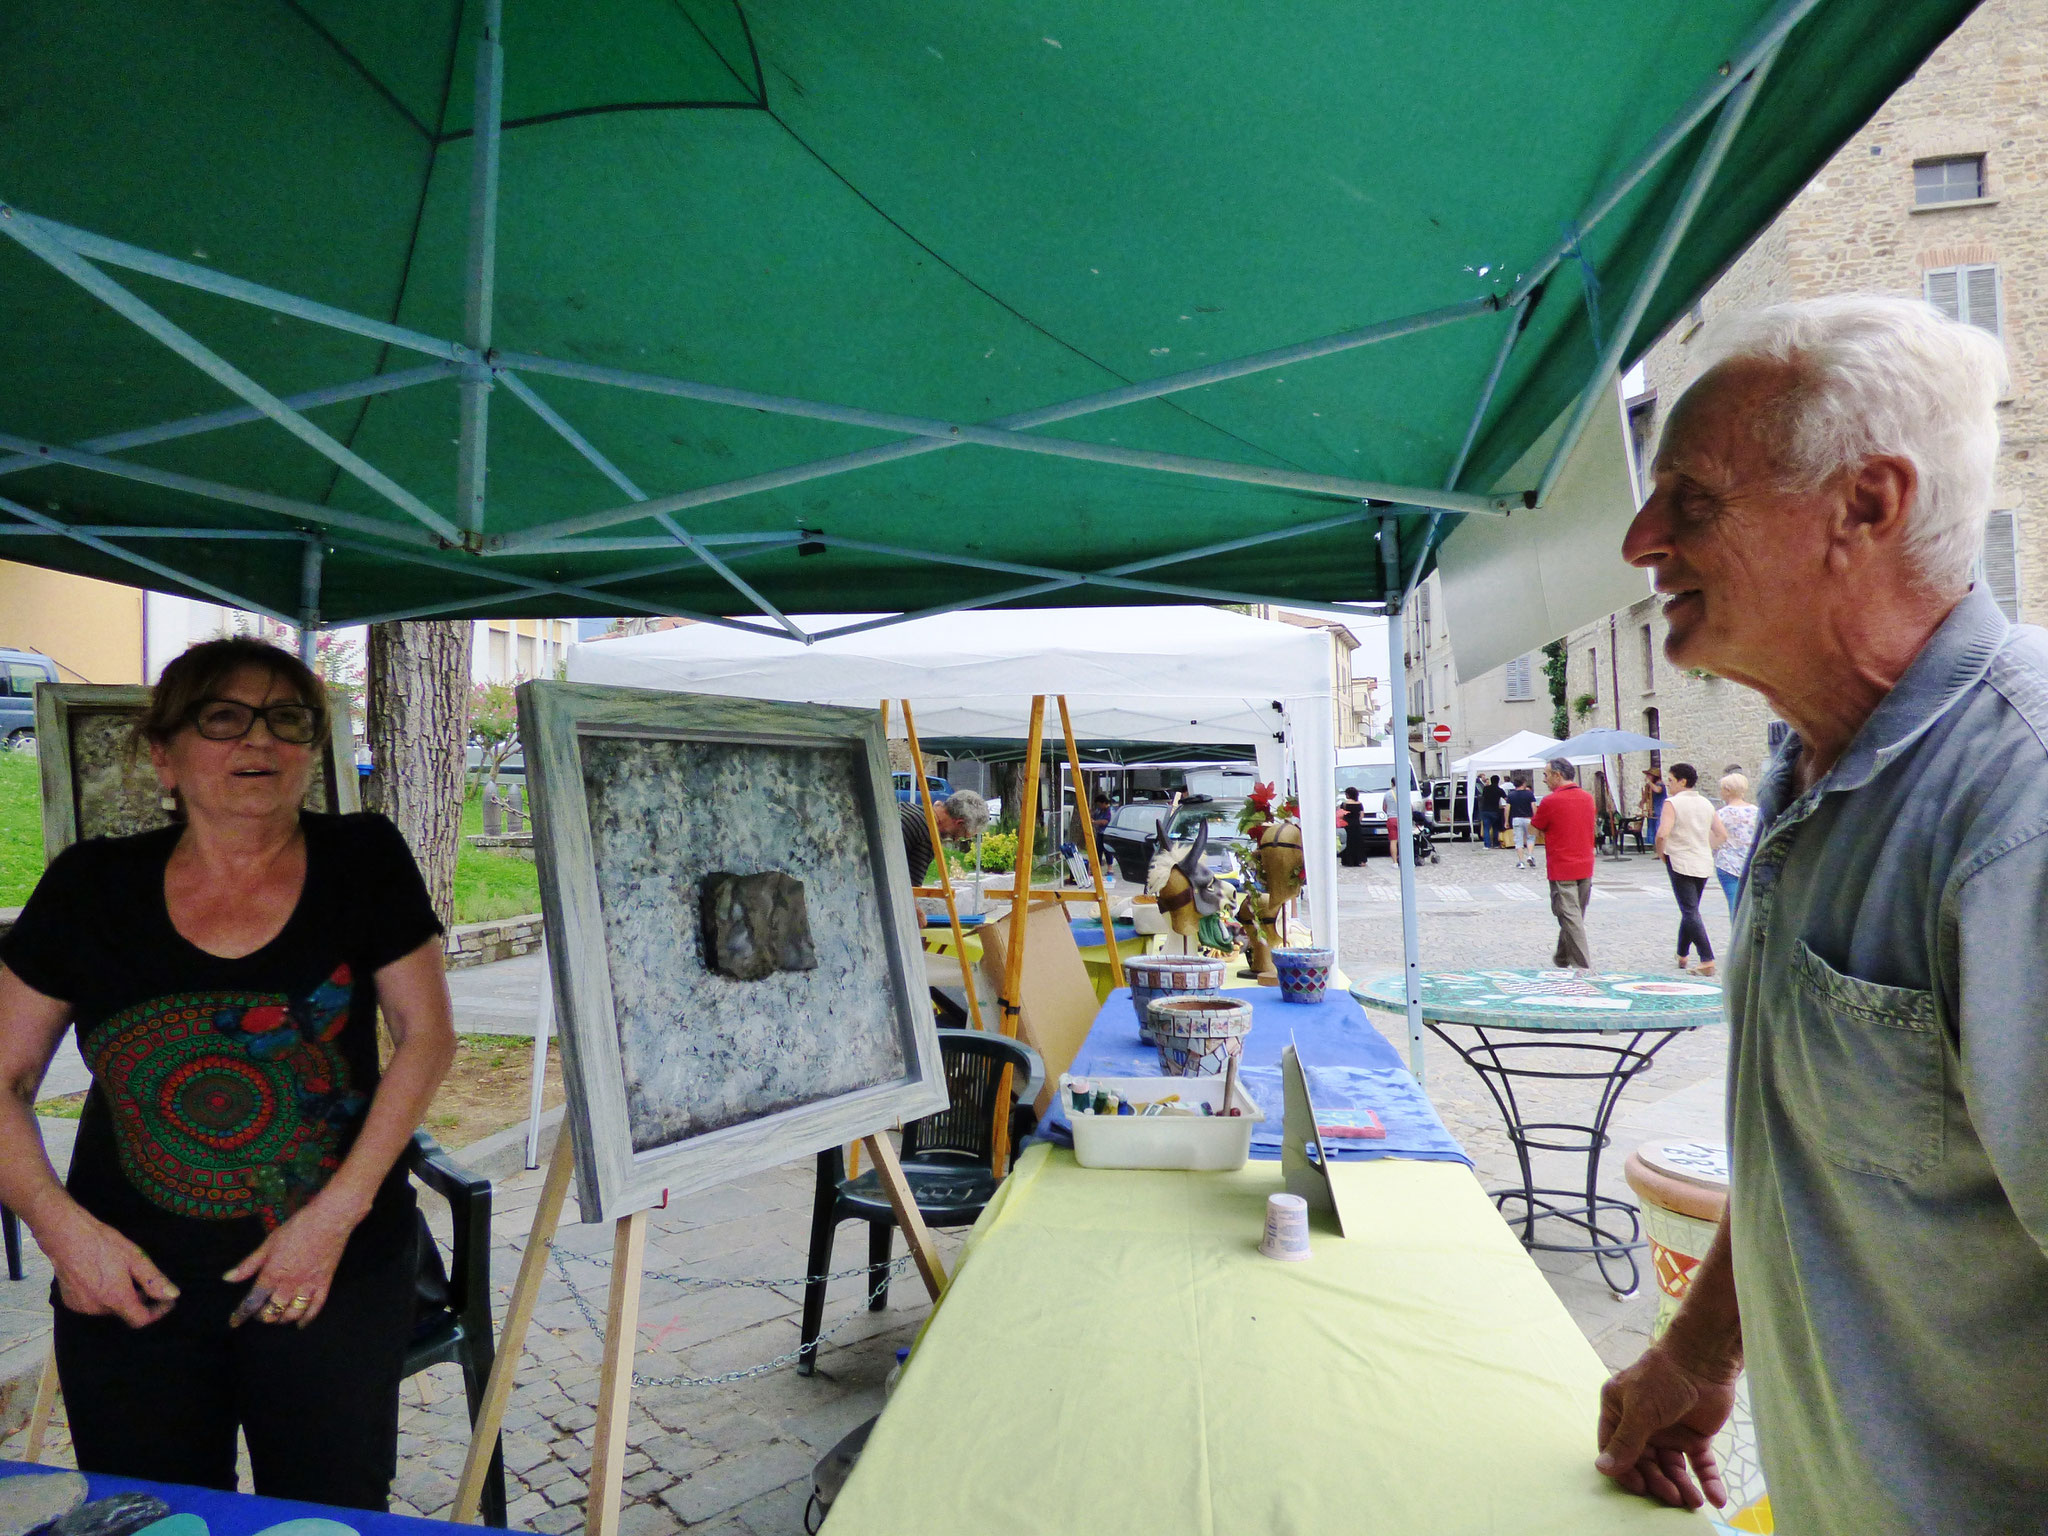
[43,1206,179,1327]
[1595,1342,1739,1510]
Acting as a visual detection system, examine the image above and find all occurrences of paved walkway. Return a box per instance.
[2,839,1733,1532]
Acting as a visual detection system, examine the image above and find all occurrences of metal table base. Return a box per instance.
[1426,1022,1688,1296]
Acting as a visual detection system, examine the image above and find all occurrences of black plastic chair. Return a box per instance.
[405,1131,508,1527]
[796,1029,1042,1376]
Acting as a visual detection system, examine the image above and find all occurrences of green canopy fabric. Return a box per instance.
[0,0,1976,633]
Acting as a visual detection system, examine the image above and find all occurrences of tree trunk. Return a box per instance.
[365,621,471,929]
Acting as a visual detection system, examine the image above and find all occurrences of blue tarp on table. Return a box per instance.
[1041,987,1469,1164]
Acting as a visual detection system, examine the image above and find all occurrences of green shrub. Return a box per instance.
[946,828,1017,874]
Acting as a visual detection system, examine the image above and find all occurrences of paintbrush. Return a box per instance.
[1222,1053,1241,1117]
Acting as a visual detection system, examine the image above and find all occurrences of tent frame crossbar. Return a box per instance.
[1400,293,1534,604]
[0,489,299,628]
[1536,46,1778,503]
[0,205,465,545]
[495,368,807,640]
[0,0,1815,632]
[0,363,457,482]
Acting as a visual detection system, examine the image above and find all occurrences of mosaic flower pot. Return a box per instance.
[1125,955,1227,1043]
[1148,994,1254,1077]
[1272,946,1336,1004]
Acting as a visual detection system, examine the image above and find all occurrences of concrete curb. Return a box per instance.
[451,1103,565,1187]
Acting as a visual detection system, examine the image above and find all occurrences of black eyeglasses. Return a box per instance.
[188,698,322,745]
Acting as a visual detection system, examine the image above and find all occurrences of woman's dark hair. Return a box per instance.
[1343,786,1361,800]
[140,637,329,748]
[1668,762,1698,788]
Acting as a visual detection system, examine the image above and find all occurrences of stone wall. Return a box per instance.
[444,913,545,970]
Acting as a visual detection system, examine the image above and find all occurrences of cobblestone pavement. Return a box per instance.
[4,838,1735,1531]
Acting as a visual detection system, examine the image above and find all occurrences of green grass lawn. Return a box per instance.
[0,750,42,908]
[453,785,542,924]
[0,752,540,924]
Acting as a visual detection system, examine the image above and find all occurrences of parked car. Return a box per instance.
[0,648,58,748]
[893,772,953,805]
[1098,798,1247,885]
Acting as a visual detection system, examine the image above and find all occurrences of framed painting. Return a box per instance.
[34,682,360,860]
[517,681,947,1223]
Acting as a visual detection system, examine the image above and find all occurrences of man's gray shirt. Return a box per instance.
[1728,585,2048,1533]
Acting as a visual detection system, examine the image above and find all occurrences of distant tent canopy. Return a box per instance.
[0,0,1976,662]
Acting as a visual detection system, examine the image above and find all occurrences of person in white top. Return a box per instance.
[1655,762,1718,974]
[1710,772,1759,914]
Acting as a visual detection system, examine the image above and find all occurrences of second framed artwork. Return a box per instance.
[517,682,947,1223]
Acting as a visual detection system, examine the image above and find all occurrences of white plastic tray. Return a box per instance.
[1068,1074,1265,1171]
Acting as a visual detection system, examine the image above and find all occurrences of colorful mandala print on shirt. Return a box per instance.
[82,965,366,1231]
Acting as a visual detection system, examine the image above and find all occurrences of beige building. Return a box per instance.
[1403,570,1555,779]
[0,560,146,683]
[1259,608,1373,748]
[1569,0,2043,793]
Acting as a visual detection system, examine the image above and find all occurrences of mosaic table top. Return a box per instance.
[1353,968,1723,1032]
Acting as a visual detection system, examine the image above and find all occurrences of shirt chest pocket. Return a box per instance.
[1781,938,1944,1182]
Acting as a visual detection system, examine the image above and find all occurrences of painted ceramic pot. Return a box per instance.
[1272,946,1336,1004]
[1148,994,1254,1077]
[1125,955,1227,1043]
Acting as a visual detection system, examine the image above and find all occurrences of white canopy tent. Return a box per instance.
[1449,729,1565,776]
[569,606,1341,951]
[1452,729,1564,843]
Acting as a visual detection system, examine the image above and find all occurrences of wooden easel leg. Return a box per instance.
[452,1134,576,1524]
[860,1134,946,1302]
[24,1349,57,1463]
[586,1210,649,1536]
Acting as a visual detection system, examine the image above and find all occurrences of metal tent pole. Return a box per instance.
[457,0,504,539]
[298,538,323,664]
[1381,517,1426,1085]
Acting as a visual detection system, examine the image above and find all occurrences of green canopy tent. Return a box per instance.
[0,0,1978,1074]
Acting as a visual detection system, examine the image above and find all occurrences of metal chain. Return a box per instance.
[563,1248,910,1294]
[546,1247,915,1389]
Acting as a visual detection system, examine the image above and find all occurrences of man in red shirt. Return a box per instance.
[1530,757,1598,968]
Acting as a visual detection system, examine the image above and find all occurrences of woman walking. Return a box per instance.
[1712,771,1760,915]
[1655,762,1717,975]
[0,637,456,1510]
[1505,773,1538,869]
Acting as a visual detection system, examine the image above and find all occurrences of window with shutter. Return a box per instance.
[1982,508,2021,622]
[1503,654,1535,701]
[1926,264,2001,336]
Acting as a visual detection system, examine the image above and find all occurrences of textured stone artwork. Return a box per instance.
[67,708,333,841]
[700,871,817,980]
[580,734,908,1152]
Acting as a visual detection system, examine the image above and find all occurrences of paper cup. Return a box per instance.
[1259,1192,1312,1261]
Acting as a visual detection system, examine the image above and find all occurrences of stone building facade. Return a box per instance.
[1568,0,2044,794]
[1405,570,1554,779]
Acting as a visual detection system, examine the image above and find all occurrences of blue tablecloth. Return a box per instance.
[1066,917,1141,949]
[0,1464,463,1536]
[1042,987,1468,1164]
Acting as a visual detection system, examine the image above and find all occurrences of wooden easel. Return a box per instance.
[452,1132,945,1531]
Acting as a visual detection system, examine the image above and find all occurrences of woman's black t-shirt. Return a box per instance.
[0,813,441,1277]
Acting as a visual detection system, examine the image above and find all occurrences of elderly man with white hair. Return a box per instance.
[1593,295,2048,1533]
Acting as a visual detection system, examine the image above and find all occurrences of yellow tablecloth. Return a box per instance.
[827,1145,1702,1534]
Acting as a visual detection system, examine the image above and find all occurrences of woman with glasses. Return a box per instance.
[0,637,455,1510]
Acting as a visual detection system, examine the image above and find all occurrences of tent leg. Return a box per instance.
[298,537,323,665]
[1381,518,1426,1087]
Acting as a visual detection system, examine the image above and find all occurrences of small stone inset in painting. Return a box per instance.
[699,871,818,979]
